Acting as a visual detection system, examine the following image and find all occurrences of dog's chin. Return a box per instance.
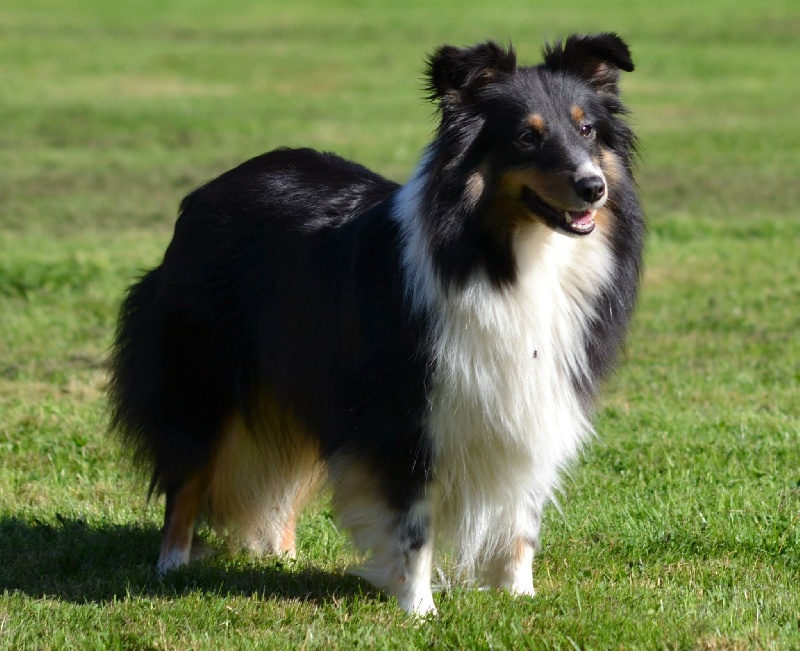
[520,187,597,236]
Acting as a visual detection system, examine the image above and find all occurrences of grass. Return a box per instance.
[1,0,799,648]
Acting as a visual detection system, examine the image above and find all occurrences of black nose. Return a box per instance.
[574,176,605,203]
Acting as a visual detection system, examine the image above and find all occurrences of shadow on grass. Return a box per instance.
[0,516,376,606]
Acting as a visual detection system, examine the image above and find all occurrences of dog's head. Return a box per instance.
[425,33,635,237]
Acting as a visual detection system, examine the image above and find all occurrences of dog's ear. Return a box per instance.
[542,33,633,95]
[425,41,517,104]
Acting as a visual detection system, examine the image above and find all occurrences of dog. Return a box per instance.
[109,33,644,615]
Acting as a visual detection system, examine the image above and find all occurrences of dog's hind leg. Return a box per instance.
[205,406,323,558]
[157,467,210,574]
[270,490,310,557]
[276,508,297,556]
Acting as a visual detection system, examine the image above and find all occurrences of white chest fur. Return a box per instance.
[395,174,617,572]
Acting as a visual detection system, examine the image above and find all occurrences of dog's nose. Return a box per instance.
[574,176,605,203]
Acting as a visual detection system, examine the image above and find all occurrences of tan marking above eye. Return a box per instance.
[527,114,545,133]
[571,105,586,124]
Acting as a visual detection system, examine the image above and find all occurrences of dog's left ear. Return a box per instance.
[542,33,634,95]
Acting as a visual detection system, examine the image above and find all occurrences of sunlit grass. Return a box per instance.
[1,0,799,648]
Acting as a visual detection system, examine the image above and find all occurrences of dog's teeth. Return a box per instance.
[564,212,572,224]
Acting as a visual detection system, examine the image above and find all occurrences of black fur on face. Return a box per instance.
[420,33,638,289]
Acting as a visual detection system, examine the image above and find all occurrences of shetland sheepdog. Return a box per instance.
[109,33,644,615]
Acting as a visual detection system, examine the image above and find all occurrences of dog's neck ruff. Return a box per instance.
[392,154,618,574]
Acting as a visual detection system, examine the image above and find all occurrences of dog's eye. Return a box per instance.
[516,131,540,148]
[580,124,595,138]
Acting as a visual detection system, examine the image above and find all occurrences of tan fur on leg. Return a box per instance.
[158,468,210,574]
[205,397,323,556]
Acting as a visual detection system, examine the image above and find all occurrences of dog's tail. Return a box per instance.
[108,267,171,496]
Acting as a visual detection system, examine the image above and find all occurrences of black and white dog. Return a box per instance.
[109,33,644,615]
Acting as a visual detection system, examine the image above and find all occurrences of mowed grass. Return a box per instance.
[1,0,799,648]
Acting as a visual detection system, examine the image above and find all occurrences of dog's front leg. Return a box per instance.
[482,500,542,597]
[483,537,536,597]
[331,457,437,615]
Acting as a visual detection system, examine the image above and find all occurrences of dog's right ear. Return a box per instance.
[425,41,517,104]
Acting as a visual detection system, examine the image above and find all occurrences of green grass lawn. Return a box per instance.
[1,0,799,648]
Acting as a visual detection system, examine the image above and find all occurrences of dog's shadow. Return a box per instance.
[0,515,376,606]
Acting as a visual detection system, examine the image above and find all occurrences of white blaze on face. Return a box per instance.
[575,160,608,209]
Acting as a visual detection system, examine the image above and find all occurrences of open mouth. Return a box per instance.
[520,187,596,236]
[563,209,597,234]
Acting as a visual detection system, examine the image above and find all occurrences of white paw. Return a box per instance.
[398,589,437,617]
[157,547,189,576]
[509,579,535,598]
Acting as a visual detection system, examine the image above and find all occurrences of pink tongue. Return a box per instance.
[569,210,594,229]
